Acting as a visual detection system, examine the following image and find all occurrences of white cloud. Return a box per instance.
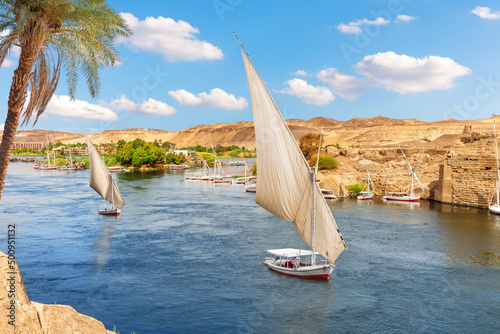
[138,98,177,116]
[354,52,472,94]
[281,78,335,105]
[395,14,418,22]
[471,6,500,20]
[0,124,4,131]
[1,29,21,61]
[291,70,308,76]
[317,68,366,100]
[168,88,248,110]
[46,95,119,121]
[103,95,177,116]
[119,13,224,62]
[1,59,15,68]
[337,17,390,34]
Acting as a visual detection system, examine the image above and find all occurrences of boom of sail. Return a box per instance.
[86,136,125,209]
[240,48,346,264]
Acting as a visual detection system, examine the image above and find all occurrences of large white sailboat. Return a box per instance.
[239,37,347,279]
[382,134,423,202]
[489,114,500,215]
[87,136,125,215]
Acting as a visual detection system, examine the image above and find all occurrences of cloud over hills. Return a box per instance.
[119,13,224,62]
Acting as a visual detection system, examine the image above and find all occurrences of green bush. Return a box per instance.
[309,154,338,170]
[346,184,365,195]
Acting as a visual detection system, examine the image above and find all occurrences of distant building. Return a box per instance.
[10,142,45,151]
[174,150,196,157]
[69,147,88,155]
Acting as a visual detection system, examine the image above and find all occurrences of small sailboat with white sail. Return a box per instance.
[382,134,423,202]
[87,136,125,215]
[489,114,500,215]
[238,36,347,279]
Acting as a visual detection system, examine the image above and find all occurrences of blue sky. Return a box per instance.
[1,0,500,133]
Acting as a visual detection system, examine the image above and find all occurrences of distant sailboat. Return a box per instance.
[39,134,57,170]
[238,37,347,278]
[383,133,423,202]
[358,163,374,201]
[489,114,500,215]
[87,136,125,215]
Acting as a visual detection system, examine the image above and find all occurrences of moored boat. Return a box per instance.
[321,189,337,200]
[245,184,256,193]
[382,192,419,202]
[357,191,373,200]
[489,114,500,215]
[384,134,424,203]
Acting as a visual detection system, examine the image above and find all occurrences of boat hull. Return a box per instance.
[382,195,420,202]
[263,260,333,279]
[323,195,337,200]
[489,205,500,215]
[98,209,120,216]
[357,195,373,200]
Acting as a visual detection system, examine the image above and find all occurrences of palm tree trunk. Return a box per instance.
[0,45,38,202]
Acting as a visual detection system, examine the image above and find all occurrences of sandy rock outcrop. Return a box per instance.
[8,157,40,163]
[0,251,113,334]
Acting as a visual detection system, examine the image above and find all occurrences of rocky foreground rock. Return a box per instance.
[0,251,113,334]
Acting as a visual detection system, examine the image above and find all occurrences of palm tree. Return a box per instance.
[0,0,130,201]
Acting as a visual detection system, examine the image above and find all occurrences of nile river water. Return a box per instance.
[1,162,500,333]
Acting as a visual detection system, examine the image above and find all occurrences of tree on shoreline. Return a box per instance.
[0,0,130,202]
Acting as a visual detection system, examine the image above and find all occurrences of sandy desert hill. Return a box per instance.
[3,115,499,149]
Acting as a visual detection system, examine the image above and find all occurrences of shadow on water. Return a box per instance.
[94,217,119,277]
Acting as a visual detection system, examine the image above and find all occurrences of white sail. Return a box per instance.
[86,136,125,209]
[241,49,346,263]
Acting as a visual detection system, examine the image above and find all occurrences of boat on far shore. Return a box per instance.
[321,189,337,200]
[384,134,424,203]
[489,114,500,215]
[245,184,256,193]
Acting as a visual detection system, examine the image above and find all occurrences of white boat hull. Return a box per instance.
[323,194,337,200]
[357,194,373,200]
[382,195,420,202]
[263,260,334,279]
[489,205,500,215]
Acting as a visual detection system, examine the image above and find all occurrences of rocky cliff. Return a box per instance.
[0,251,113,334]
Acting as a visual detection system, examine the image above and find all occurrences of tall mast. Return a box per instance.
[110,174,114,209]
[52,135,56,167]
[391,132,424,193]
[311,126,323,265]
[494,114,500,206]
[46,134,50,166]
[209,134,219,176]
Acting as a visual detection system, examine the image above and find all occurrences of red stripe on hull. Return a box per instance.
[357,198,372,201]
[383,197,419,202]
[98,211,120,216]
[262,263,331,279]
[489,209,500,215]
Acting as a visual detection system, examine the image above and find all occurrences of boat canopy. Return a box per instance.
[267,248,319,258]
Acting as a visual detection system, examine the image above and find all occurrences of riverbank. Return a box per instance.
[0,251,114,334]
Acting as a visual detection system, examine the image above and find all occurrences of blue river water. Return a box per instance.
[1,162,500,333]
